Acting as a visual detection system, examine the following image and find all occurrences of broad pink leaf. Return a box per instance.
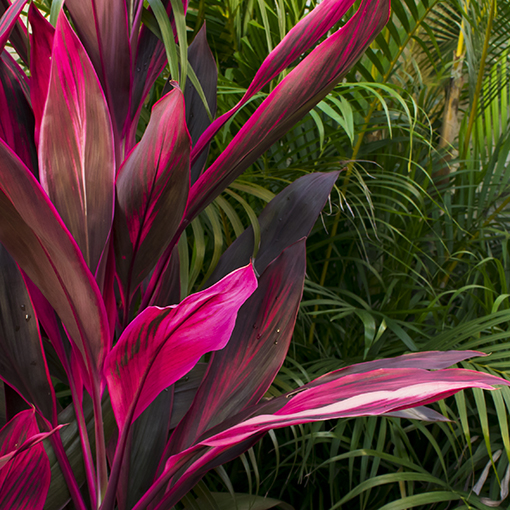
[185,0,390,222]
[168,241,306,454]
[104,263,257,431]
[64,0,132,145]
[136,366,509,510]
[0,245,56,422]
[191,0,363,167]
[39,13,115,276]
[0,138,110,379]
[0,51,37,172]
[0,0,27,63]
[114,86,190,302]
[28,5,54,146]
[0,0,27,53]
[0,409,62,509]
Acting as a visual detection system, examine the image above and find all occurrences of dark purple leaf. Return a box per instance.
[168,240,306,454]
[0,51,37,173]
[0,0,27,53]
[114,86,190,304]
[39,12,115,276]
[0,245,56,422]
[0,0,27,64]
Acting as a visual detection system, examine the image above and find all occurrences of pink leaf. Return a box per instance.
[185,0,390,222]
[104,263,258,431]
[114,86,190,302]
[0,138,110,380]
[0,0,27,53]
[39,12,115,276]
[0,409,63,509]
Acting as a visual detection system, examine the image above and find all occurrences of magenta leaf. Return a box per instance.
[0,245,56,422]
[39,12,115,276]
[28,4,54,147]
[0,51,37,173]
[114,86,190,303]
[137,365,509,510]
[64,0,131,145]
[185,0,390,222]
[0,0,27,53]
[0,0,27,64]
[104,263,258,431]
[0,409,63,509]
[168,241,307,454]
[191,0,365,167]
[0,138,110,380]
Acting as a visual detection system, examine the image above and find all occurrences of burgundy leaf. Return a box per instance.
[0,51,37,173]
[39,12,115,276]
[0,245,56,422]
[0,409,62,509]
[28,5,54,147]
[0,138,110,381]
[207,171,340,285]
[185,0,390,222]
[183,23,217,184]
[64,0,132,147]
[168,240,306,454]
[0,0,27,53]
[191,0,363,167]
[114,86,190,304]
[0,0,27,64]
[104,263,257,431]
[135,366,510,510]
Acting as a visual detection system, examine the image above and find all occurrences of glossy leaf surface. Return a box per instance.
[114,86,189,298]
[104,263,258,430]
[39,13,115,275]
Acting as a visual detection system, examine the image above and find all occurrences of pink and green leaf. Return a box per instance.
[114,86,190,303]
[0,138,110,380]
[185,0,390,221]
[39,12,115,276]
[104,262,258,431]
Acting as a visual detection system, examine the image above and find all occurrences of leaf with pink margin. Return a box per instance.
[0,138,110,379]
[39,13,115,276]
[0,409,64,509]
[64,0,131,145]
[28,5,54,147]
[185,0,390,222]
[0,0,27,53]
[0,0,28,64]
[168,240,306,454]
[114,86,189,301]
[191,0,363,167]
[104,263,257,431]
[133,366,510,510]
[0,245,56,423]
[0,51,37,173]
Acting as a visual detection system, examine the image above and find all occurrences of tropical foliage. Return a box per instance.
[0,0,509,509]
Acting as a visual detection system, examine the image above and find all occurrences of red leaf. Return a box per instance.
[39,13,115,276]
[114,86,190,302]
[104,263,257,431]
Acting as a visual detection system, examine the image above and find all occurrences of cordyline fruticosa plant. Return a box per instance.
[0,0,507,508]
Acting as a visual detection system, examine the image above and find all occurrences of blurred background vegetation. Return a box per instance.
[174,0,510,508]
